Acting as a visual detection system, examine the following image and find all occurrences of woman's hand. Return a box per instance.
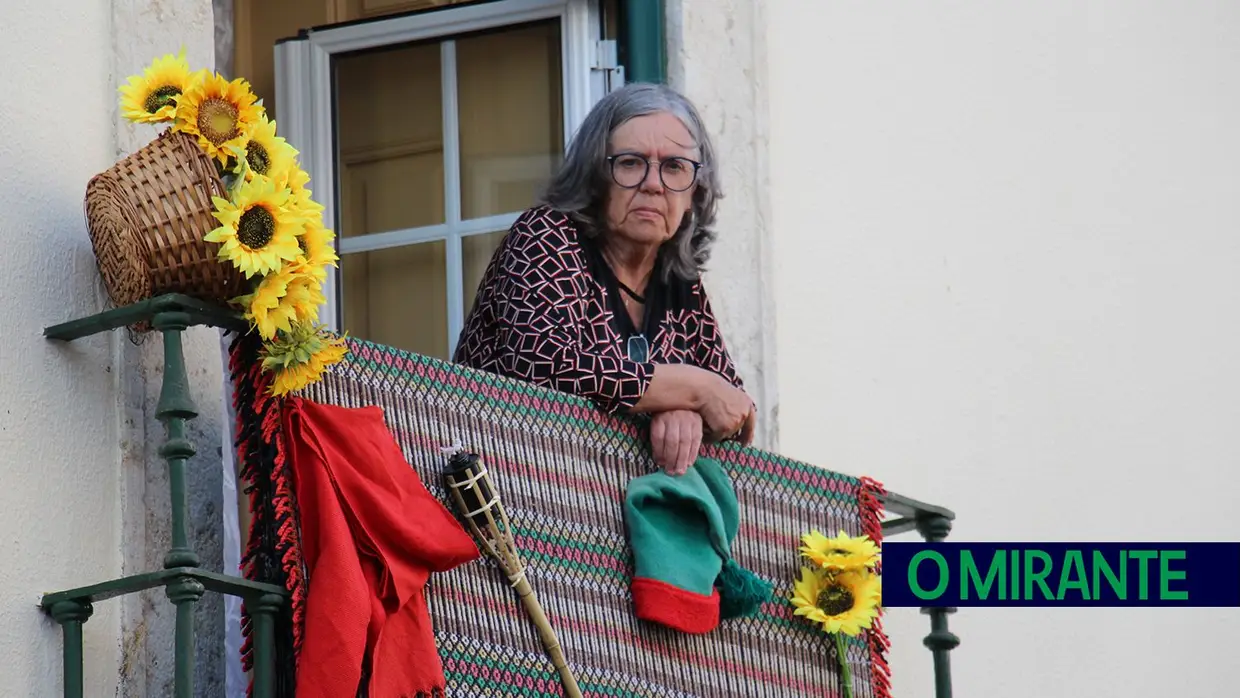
[631,364,757,446]
[650,409,704,475]
[699,375,757,446]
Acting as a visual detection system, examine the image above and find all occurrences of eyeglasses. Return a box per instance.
[607,153,701,192]
[627,334,649,363]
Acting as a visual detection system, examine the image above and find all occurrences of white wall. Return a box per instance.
[667,0,781,450]
[769,1,1240,696]
[0,1,123,694]
[0,1,223,696]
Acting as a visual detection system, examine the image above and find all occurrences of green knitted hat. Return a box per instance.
[623,456,773,634]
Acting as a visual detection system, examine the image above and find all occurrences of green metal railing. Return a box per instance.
[39,293,959,698]
[40,294,288,698]
[879,490,960,698]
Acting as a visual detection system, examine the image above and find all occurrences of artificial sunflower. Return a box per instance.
[205,176,304,278]
[260,323,349,397]
[173,70,264,165]
[289,216,339,283]
[790,567,881,637]
[119,48,194,124]
[282,271,326,326]
[237,113,298,182]
[800,530,880,572]
[275,164,324,218]
[238,267,325,340]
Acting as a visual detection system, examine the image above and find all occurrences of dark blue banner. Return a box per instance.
[882,542,1240,607]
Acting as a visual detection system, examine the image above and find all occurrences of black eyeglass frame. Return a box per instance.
[605,153,703,193]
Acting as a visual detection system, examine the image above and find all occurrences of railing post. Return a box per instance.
[916,514,960,698]
[49,599,92,698]
[153,309,202,698]
[251,592,284,698]
[167,577,206,698]
[153,310,200,570]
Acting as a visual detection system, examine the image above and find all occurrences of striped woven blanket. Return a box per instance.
[229,333,891,698]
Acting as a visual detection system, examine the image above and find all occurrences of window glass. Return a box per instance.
[462,230,509,315]
[340,241,448,357]
[457,20,564,219]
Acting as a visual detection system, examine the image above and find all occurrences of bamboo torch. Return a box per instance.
[441,450,583,698]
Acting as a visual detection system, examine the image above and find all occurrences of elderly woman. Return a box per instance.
[454,83,755,475]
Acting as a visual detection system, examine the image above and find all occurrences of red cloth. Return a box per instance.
[283,396,480,698]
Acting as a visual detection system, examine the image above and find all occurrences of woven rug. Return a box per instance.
[229,332,891,698]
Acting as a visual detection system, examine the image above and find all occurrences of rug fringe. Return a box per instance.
[859,475,893,698]
[229,331,306,697]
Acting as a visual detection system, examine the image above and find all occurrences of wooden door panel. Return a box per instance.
[334,0,472,22]
[234,0,330,119]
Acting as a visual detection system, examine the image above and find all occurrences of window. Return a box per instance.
[274,0,624,359]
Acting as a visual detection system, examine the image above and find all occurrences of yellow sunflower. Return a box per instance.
[173,71,264,165]
[283,272,326,326]
[790,567,881,636]
[274,165,325,218]
[237,267,325,341]
[259,323,349,397]
[119,48,194,124]
[289,216,339,283]
[205,176,303,278]
[800,530,880,572]
[237,113,299,182]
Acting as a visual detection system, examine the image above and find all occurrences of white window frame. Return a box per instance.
[274,0,614,356]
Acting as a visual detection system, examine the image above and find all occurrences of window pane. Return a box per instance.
[336,41,445,235]
[340,241,449,359]
[462,230,509,315]
[457,21,564,220]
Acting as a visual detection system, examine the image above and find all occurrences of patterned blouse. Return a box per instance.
[454,206,744,414]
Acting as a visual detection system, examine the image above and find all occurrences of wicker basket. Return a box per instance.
[84,129,246,313]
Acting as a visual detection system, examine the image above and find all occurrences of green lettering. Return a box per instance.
[1092,550,1126,600]
[1023,550,1054,600]
[1057,550,1090,600]
[1010,549,1020,600]
[962,550,1005,600]
[909,551,950,599]
[1159,550,1188,601]
[1130,550,1158,600]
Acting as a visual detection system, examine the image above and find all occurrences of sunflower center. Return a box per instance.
[144,85,181,114]
[816,584,855,616]
[198,97,241,145]
[246,140,271,175]
[831,549,852,556]
[238,205,276,250]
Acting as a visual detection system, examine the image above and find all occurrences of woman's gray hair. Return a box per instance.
[540,82,721,282]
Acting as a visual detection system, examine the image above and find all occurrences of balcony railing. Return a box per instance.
[40,293,958,698]
[40,295,288,698]
[880,490,960,698]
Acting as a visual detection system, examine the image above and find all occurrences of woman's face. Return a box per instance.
[603,112,698,249]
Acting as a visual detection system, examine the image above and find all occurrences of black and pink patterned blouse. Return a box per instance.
[454,206,744,414]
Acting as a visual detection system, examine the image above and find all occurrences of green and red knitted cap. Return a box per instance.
[623,456,773,634]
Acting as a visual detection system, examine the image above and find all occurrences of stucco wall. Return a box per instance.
[0,1,225,696]
[768,1,1240,696]
[666,0,779,450]
[0,2,122,693]
[112,3,228,696]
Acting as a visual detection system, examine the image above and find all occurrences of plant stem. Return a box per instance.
[835,633,853,698]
